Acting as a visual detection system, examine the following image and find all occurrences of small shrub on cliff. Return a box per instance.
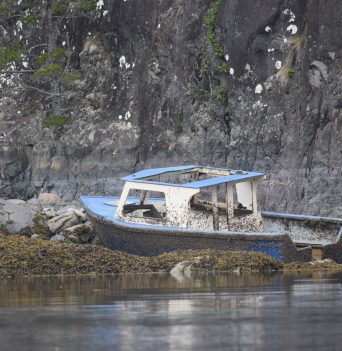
[43,115,70,128]
[0,43,23,68]
[61,71,81,84]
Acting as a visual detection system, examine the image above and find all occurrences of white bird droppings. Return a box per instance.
[119,56,126,68]
[284,9,296,22]
[287,24,298,34]
[119,56,132,69]
[124,111,131,120]
[255,84,263,94]
[96,0,104,10]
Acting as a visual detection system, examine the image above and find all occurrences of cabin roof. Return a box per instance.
[122,165,265,189]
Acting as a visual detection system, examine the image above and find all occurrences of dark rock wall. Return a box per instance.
[0,0,341,216]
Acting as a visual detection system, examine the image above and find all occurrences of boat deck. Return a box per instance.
[80,196,283,237]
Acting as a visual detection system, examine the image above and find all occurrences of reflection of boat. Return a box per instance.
[80,165,342,263]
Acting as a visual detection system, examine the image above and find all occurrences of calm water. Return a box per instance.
[0,272,342,351]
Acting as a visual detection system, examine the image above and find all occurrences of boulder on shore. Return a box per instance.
[0,198,35,235]
[38,193,65,206]
[47,208,87,234]
[63,223,96,244]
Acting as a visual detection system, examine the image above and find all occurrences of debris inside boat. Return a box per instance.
[80,165,342,263]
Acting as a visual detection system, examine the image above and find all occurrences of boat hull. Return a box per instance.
[85,211,311,263]
[262,212,342,263]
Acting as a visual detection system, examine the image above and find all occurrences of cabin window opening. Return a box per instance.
[189,184,253,217]
[234,183,253,216]
[190,185,227,213]
[122,189,166,220]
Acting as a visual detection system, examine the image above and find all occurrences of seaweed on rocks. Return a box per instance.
[1,233,342,278]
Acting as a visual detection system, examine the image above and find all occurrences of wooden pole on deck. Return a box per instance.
[212,186,219,231]
[139,191,147,205]
[226,183,230,228]
[226,183,234,229]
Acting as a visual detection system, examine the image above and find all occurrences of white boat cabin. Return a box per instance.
[115,165,266,232]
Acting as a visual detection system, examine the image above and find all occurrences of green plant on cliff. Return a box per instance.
[0,0,100,121]
[0,43,24,67]
[43,115,71,128]
[195,0,229,106]
[212,84,228,104]
[203,0,225,58]
[277,36,304,86]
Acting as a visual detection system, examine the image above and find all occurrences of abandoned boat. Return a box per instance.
[80,165,342,263]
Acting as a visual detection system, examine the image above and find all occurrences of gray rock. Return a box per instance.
[67,234,79,243]
[27,197,42,209]
[63,223,95,244]
[42,207,57,219]
[38,193,65,206]
[6,199,27,205]
[0,198,35,235]
[47,208,87,234]
[50,234,65,242]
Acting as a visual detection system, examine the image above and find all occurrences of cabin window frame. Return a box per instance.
[121,188,167,222]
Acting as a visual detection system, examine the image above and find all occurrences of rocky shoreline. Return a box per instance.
[1,195,342,279]
[0,194,97,244]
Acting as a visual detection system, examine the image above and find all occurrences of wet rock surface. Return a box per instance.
[0,0,341,218]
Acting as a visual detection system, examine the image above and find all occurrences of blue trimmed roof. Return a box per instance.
[122,165,196,181]
[121,165,265,189]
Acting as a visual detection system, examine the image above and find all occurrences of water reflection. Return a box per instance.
[1,272,342,351]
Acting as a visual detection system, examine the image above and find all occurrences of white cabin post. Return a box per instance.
[226,183,234,221]
[251,176,265,213]
[252,179,258,213]
[116,183,131,216]
[168,187,199,227]
[212,186,219,231]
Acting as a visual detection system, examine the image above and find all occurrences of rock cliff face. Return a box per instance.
[0,0,341,216]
